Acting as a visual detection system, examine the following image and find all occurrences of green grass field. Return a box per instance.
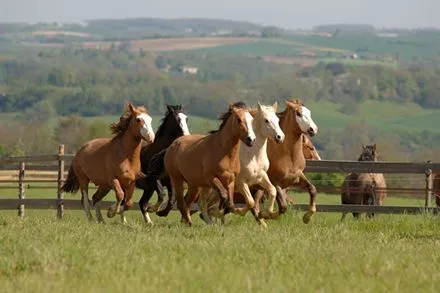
[1,183,438,293]
[0,199,439,293]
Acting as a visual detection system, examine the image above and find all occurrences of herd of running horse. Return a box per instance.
[61,99,437,227]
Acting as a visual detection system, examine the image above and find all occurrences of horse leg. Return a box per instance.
[170,176,188,224]
[211,177,231,211]
[341,212,348,221]
[246,189,267,227]
[147,179,165,213]
[297,171,317,224]
[276,186,288,214]
[108,179,124,218]
[120,183,136,225]
[199,187,216,225]
[139,186,155,225]
[258,173,280,220]
[91,186,111,223]
[183,186,200,226]
[156,178,175,217]
[80,184,94,223]
[233,182,255,217]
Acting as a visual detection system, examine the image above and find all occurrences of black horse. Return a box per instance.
[117,104,189,224]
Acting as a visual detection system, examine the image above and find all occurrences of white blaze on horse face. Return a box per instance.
[245,111,256,142]
[137,113,155,143]
[266,110,285,143]
[177,113,190,135]
[296,106,318,137]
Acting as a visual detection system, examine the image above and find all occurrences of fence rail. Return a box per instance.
[1,144,439,219]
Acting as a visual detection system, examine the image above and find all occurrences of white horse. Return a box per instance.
[199,102,285,227]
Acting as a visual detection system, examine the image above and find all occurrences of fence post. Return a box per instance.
[18,162,25,219]
[57,144,65,219]
[425,168,433,211]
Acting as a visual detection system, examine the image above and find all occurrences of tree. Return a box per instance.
[54,116,88,152]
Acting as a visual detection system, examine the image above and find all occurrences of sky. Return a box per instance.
[1,0,439,29]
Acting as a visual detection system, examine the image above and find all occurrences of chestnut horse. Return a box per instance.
[163,102,256,226]
[198,102,285,227]
[341,144,387,220]
[62,102,155,223]
[203,99,319,224]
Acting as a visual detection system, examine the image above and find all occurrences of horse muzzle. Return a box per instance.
[244,136,255,147]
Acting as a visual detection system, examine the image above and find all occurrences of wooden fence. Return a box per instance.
[1,144,439,219]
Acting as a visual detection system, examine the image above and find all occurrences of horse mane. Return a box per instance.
[110,105,147,138]
[155,105,183,138]
[209,101,247,134]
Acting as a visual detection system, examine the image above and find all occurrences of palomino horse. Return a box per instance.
[131,105,189,225]
[341,144,387,220]
[203,100,319,224]
[62,102,155,223]
[198,102,285,227]
[162,102,256,226]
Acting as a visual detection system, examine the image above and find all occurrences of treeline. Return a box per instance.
[1,47,440,120]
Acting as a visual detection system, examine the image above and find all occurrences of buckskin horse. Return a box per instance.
[62,102,155,224]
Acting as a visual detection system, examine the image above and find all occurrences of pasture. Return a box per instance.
[0,199,439,293]
[29,37,258,51]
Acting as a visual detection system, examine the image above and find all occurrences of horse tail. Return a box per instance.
[62,165,80,193]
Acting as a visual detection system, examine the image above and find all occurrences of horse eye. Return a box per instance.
[237,118,242,123]
[296,112,302,117]
[136,118,141,123]
[265,119,269,123]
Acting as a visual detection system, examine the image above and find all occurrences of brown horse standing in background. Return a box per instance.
[341,144,387,220]
[163,102,256,226]
[62,102,155,224]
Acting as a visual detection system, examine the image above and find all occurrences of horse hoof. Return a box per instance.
[156,209,170,217]
[107,208,116,218]
[302,212,314,224]
[259,220,268,228]
[147,203,160,213]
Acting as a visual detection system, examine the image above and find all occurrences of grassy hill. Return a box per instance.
[2,100,438,135]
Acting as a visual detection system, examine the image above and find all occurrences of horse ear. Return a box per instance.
[128,102,135,114]
[166,105,172,112]
[257,102,262,110]
[362,144,366,150]
[373,144,377,151]
[272,102,278,111]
